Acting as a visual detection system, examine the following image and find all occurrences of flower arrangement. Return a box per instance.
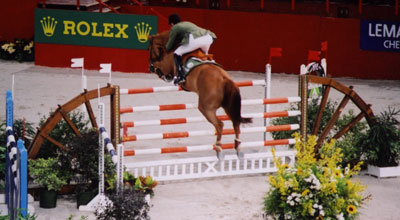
[0,38,34,62]
[264,133,369,220]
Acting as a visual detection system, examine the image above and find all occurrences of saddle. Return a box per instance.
[182,49,218,76]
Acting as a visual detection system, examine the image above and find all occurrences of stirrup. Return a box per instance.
[174,76,186,85]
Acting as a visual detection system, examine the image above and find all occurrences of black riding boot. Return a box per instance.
[173,54,186,85]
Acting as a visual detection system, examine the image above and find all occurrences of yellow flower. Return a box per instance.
[301,189,309,196]
[297,167,303,175]
[316,215,324,220]
[346,205,357,214]
[1,44,8,50]
[7,47,15,54]
[334,169,342,178]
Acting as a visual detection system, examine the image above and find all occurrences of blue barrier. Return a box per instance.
[5,90,28,218]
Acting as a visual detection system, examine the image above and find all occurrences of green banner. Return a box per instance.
[35,8,158,49]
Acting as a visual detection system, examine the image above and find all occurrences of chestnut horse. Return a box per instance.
[148,31,252,160]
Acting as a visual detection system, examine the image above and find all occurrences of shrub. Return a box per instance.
[37,110,89,159]
[28,157,69,191]
[58,129,116,193]
[95,188,150,220]
[264,133,368,220]
[357,107,400,167]
[271,98,368,166]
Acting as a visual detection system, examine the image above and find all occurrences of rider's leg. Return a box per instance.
[175,34,214,55]
[173,53,185,85]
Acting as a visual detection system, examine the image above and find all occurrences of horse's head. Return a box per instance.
[148,31,175,82]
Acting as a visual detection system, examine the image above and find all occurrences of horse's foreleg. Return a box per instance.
[198,107,224,160]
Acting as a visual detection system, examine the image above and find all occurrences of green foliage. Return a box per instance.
[108,171,158,197]
[357,107,400,167]
[95,188,150,220]
[28,157,69,191]
[58,129,115,193]
[12,119,36,148]
[334,110,368,167]
[0,38,34,62]
[37,111,89,159]
[0,211,37,220]
[134,176,158,197]
[271,99,337,140]
[0,118,36,190]
[271,98,368,166]
[65,215,88,220]
[264,134,368,220]
[0,144,5,192]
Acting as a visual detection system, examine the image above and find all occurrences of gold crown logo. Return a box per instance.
[40,16,58,37]
[134,22,152,43]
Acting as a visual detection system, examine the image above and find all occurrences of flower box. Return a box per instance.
[367,165,400,178]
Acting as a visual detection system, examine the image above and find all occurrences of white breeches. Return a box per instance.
[174,33,214,56]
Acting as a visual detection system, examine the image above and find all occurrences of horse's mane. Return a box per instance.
[154,30,170,47]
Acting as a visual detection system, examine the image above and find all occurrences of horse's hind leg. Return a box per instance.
[233,122,244,159]
[198,107,224,160]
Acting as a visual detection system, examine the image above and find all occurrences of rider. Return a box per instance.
[166,14,217,85]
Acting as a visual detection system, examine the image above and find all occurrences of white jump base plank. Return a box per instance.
[125,151,296,182]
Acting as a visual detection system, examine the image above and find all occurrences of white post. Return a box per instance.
[264,64,272,141]
[116,144,124,193]
[98,103,105,195]
[300,64,307,75]
[321,58,327,76]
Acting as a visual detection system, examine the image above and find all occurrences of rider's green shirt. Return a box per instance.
[166,21,217,52]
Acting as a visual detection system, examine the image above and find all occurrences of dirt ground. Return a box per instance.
[1,60,400,220]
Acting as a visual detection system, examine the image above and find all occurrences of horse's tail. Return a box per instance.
[222,80,252,125]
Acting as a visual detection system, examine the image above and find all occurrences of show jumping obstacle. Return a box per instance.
[5,91,28,218]
[113,76,301,181]
[28,65,376,182]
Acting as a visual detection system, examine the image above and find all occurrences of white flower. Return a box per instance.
[295,197,300,202]
[336,213,345,220]
[313,204,319,209]
[289,201,295,206]
[309,208,316,216]
[320,210,325,216]
[1,44,8,50]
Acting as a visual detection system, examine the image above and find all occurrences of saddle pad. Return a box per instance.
[183,57,218,76]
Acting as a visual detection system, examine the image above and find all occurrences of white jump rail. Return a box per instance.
[120,97,301,113]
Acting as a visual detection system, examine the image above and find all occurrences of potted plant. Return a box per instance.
[59,129,115,208]
[357,107,400,177]
[28,157,68,208]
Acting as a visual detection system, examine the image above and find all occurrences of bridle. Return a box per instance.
[148,39,173,82]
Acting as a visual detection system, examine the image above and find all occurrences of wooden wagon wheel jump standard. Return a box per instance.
[28,84,118,159]
[299,75,376,151]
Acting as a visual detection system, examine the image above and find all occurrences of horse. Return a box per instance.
[148,31,252,160]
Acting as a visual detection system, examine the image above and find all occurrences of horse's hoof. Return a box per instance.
[237,151,244,160]
[216,151,225,161]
